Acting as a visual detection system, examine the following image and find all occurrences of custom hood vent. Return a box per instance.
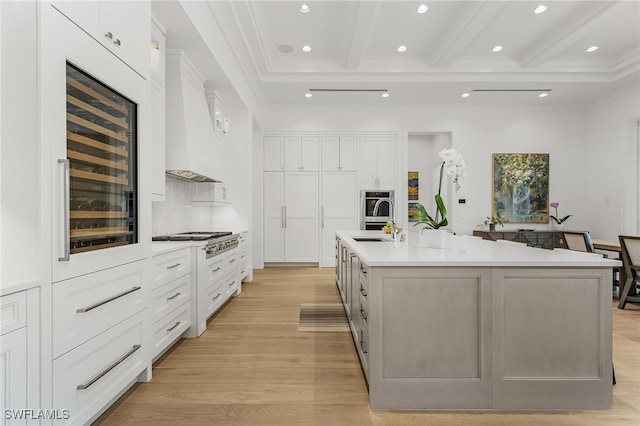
[165,51,223,183]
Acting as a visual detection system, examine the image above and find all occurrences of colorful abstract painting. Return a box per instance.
[408,202,419,222]
[408,171,418,201]
[492,153,549,223]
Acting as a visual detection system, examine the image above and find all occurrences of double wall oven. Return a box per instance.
[360,190,394,230]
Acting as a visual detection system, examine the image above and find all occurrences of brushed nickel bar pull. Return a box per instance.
[321,206,325,228]
[166,292,181,301]
[284,206,287,228]
[212,267,221,272]
[228,280,236,287]
[360,286,367,297]
[213,293,221,300]
[76,286,141,313]
[58,159,71,261]
[166,321,181,332]
[281,206,285,228]
[166,263,181,270]
[228,258,236,263]
[360,307,368,323]
[77,344,141,390]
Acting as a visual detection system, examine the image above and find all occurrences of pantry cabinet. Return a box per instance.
[264,172,319,263]
[320,172,358,267]
[51,1,149,76]
[359,136,395,189]
[285,136,319,172]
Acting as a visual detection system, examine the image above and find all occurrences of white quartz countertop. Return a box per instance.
[151,240,200,255]
[337,230,622,267]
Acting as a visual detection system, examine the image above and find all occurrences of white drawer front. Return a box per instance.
[152,248,191,290]
[152,302,190,359]
[0,291,27,335]
[204,280,225,318]
[53,262,145,358]
[222,270,240,298]
[151,274,191,324]
[53,312,145,426]
[205,256,226,286]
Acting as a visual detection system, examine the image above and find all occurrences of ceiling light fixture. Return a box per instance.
[538,93,549,98]
[305,93,312,98]
[461,93,470,98]
[534,5,548,14]
[381,93,390,98]
[417,4,429,14]
[299,4,310,13]
[492,45,503,52]
[277,44,293,54]
[397,45,407,52]
[586,45,599,53]
[302,45,311,52]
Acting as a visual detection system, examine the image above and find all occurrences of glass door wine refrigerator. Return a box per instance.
[43,6,149,283]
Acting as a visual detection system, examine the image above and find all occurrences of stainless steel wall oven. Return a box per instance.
[361,190,394,230]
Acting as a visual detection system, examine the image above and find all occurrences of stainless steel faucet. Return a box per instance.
[373,198,397,240]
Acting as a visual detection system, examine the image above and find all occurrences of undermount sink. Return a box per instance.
[352,237,390,242]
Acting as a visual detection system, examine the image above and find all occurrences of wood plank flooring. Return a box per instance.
[94,267,640,425]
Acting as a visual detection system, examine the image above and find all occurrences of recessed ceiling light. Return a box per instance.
[381,93,389,98]
[299,4,310,13]
[397,45,407,52]
[305,92,312,98]
[302,45,311,52]
[534,5,548,14]
[417,4,429,14]
[539,93,549,98]
[278,44,293,54]
[461,93,470,98]
[492,45,503,52]
[586,45,599,53]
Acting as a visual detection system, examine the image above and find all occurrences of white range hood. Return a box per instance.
[165,51,224,182]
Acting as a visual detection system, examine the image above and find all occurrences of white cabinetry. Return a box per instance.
[51,1,149,76]
[150,248,192,361]
[238,231,250,281]
[285,136,319,171]
[207,91,231,141]
[264,172,319,263]
[192,182,231,205]
[0,289,39,426]
[50,260,149,424]
[321,136,357,171]
[150,17,166,200]
[320,172,358,267]
[359,136,395,189]
[263,136,285,171]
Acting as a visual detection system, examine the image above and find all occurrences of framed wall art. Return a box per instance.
[408,171,419,201]
[492,153,549,223]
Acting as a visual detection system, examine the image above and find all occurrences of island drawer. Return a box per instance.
[359,293,369,326]
[358,275,369,302]
[359,261,369,282]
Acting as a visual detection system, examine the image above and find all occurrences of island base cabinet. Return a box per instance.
[52,312,146,425]
[491,268,613,409]
[151,302,191,361]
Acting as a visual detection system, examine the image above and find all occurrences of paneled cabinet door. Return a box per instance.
[375,137,395,189]
[51,1,147,75]
[284,172,319,262]
[320,172,358,267]
[358,136,395,189]
[263,172,285,262]
[338,136,357,171]
[321,136,340,171]
[359,137,378,188]
[285,136,319,171]
[263,137,284,171]
[0,328,27,426]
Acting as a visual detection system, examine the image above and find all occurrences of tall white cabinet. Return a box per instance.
[264,172,319,262]
[320,172,358,267]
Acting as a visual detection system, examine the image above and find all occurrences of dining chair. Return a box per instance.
[618,235,640,309]
[562,231,595,252]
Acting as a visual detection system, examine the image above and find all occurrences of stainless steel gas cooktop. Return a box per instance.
[152,231,232,241]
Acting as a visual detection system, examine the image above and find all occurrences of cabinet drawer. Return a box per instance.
[152,302,190,359]
[358,276,369,302]
[0,291,27,335]
[53,312,145,426]
[222,270,240,298]
[359,294,369,326]
[53,262,145,358]
[151,274,191,324]
[358,325,369,374]
[205,256,226,286]
[359,261,369,281]
[152,248,191,289]
[204,280,225,317]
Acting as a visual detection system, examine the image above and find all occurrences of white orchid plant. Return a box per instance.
[413,148,466,230]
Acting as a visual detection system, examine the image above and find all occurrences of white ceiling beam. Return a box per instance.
[429,1,510,69]
[345,1,380,69]
[519,2,620,69]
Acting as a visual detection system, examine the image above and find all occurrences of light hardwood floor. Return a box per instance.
[95,267,640,425]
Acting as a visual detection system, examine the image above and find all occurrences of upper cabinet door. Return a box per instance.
[284,137,301,171]
[359,137,377,188]
[51,1,148,76]
[300,136,319,171]
[263,137,284,171]
[376,137,395,189]
[321,136,340,171]
[338,136,357,171]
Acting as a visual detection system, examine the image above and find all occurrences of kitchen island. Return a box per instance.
[336,231,620,410]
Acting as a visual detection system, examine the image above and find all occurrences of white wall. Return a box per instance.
[263,107,589,236]
[585,91,640,238]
